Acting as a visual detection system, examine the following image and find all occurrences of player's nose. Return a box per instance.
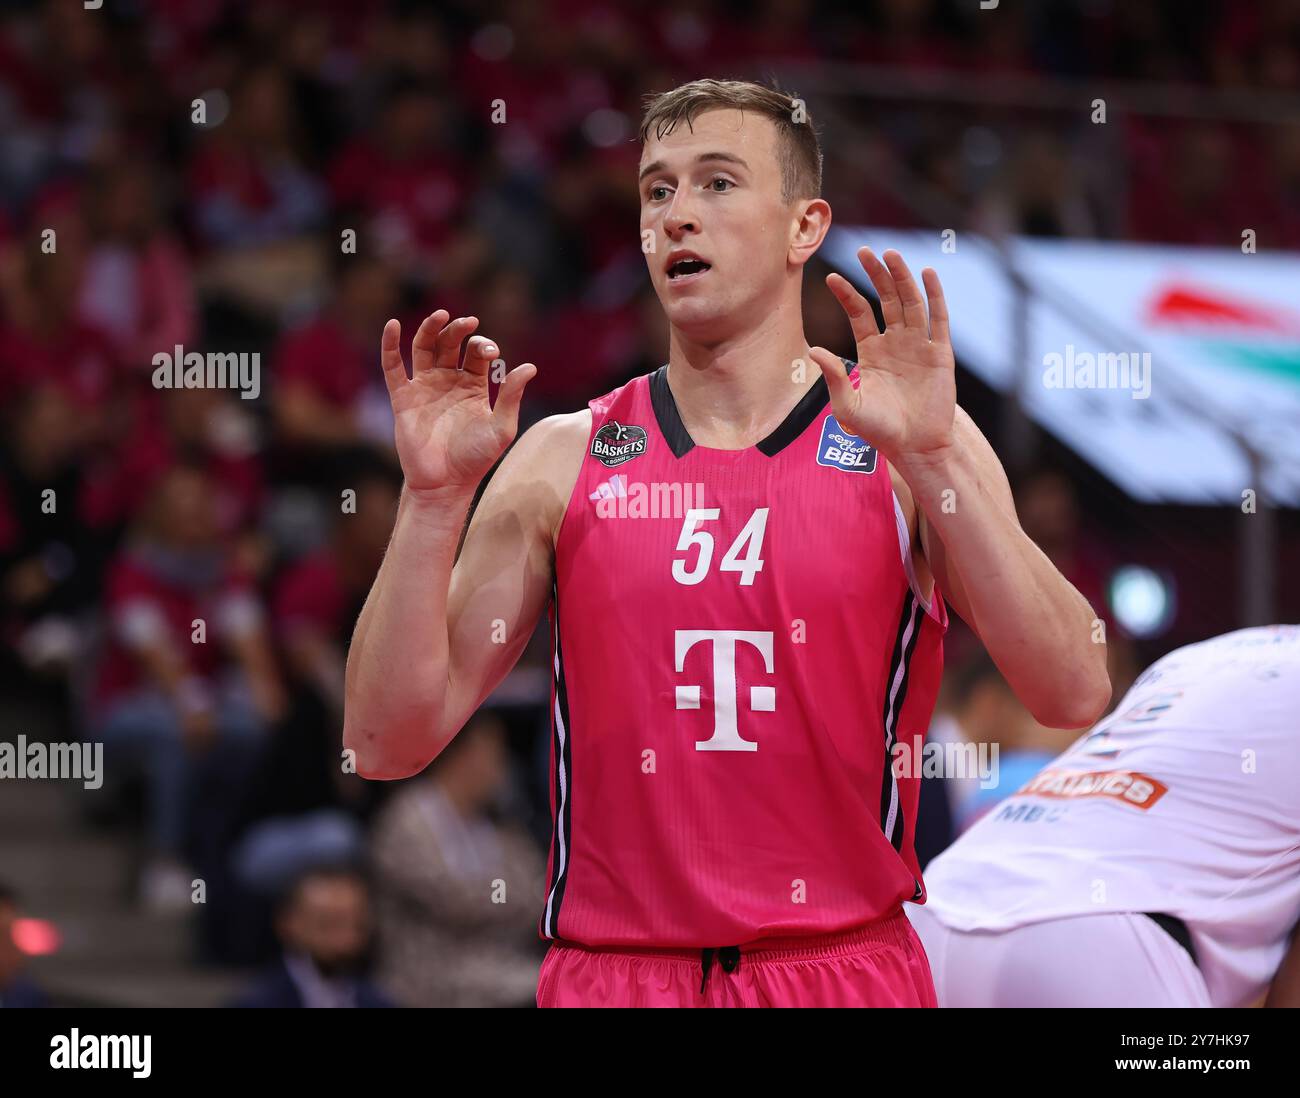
[663,199,698,239]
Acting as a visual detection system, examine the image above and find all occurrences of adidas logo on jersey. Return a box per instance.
[816,414,877,474]
[589,474,629,502]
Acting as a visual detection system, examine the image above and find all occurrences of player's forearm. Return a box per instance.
[343,483,475,778]
[898,443,1110,728]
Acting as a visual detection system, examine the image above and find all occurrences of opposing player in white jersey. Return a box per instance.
[908,625,1300,1008]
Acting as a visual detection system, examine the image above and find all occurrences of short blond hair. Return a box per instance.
[638,78,822,203]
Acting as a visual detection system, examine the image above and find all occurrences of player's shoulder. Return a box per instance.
[511,408,593,467]
[501,410,593,544]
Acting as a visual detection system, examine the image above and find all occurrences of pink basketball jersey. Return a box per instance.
[541,362,947,947]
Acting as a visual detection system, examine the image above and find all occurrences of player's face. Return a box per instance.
[639,108,795,338]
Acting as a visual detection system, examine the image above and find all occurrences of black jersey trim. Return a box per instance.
[649,365,695,458]
[755,358,856,456]
[647,359,856,459]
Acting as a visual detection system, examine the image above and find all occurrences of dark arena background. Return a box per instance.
[0,0,1298,1039]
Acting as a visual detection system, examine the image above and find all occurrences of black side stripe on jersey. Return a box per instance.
[880,590,922,851]
[541,582,574,939]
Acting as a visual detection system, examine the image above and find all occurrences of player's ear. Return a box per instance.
[789,198,831,267]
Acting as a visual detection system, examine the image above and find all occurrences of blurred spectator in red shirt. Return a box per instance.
[81,387,264,540]
[230,463,400,899]
[91,463,285,909]
[78,162,197,371]
[188,63,327,250]
[455,0,616,176]
[0,210,122,445]
[271,468,397,723]
[271,252,401,477]
[328,76,466,274]
[472,264,635,415]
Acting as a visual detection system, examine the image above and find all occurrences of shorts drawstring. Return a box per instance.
[699,945,741,995]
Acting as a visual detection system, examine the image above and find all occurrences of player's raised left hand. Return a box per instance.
[809,247,956,465]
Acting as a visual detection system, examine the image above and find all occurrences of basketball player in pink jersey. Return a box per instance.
[343,79,1111,1007]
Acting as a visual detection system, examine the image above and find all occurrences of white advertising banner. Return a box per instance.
[824,228,1300,506]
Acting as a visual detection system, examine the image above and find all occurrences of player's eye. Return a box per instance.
[708,177,734,192]
[648,184,671,201]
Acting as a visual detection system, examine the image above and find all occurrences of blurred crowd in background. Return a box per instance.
[1,0,1299,1006]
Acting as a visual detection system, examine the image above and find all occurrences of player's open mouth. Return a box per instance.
[666,254,712,283]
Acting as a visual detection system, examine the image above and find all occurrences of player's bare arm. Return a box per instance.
[439,407,589,740]
[811,246,1111,729]
[342,309,586,779]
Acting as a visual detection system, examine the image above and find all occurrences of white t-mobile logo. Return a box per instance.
[674,629,775,751]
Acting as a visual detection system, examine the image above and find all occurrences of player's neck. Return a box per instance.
[664,307,816,450]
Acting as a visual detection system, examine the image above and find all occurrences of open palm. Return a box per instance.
[810,247,956,463]
[381,311,536,493]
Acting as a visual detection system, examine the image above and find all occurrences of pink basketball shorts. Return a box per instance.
[536,907,937,1008]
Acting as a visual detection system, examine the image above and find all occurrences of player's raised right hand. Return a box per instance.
[381,310,536,495]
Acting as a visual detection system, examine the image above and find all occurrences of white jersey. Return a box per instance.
[921,626,1300,1007]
